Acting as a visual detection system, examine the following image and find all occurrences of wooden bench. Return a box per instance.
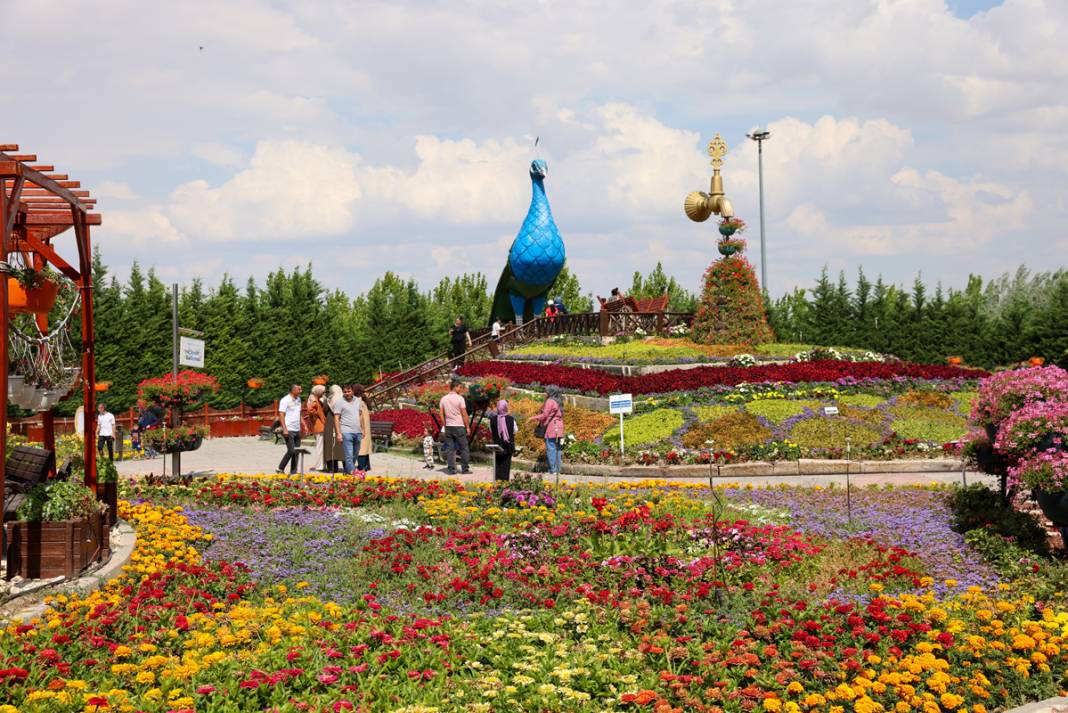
[259,420,283,443]
[369,420,395,449]
[4,445,56,521]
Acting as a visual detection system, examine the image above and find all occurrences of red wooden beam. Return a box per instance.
[0,161,18,176]
[16,164,90,211]
[23,188,90,198]
[23,212,101,226]
[0,144,18,151]
[28,165,54,172]
[20,232,80,281]
[9,154,37,162]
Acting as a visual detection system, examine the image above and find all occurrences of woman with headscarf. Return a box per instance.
[528,386,565,476]
[354,384,373,472]
[488,399,516,481]
[308,384,328,469]
[321,384,345,474]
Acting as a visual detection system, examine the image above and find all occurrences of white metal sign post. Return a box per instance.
[609,393,634,460]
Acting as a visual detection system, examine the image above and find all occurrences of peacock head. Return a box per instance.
[529,160,548,179]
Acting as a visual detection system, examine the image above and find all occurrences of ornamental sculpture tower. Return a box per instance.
[684,134,775,345]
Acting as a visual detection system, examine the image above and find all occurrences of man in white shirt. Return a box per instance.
[491,318,501,340]
[97,403,116,462]
[276,384,303,474]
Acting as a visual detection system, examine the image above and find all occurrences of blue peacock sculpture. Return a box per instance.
[490,159,566,325]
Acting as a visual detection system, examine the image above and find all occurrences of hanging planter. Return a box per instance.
[94,381,112,392]
[246,377,264,389]
[142,425,208,454]
[138,370,220,410]
[7,277,60,315]
[312,374,329,386]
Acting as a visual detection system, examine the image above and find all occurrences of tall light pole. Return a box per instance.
[746,129,770,294]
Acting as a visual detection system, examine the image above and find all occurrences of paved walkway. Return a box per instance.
[115,437,997,489]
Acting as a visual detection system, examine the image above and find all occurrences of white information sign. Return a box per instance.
[609,393,634,459]
[179,336,206,368]
[609,394,634,415]
[823,405,840,416]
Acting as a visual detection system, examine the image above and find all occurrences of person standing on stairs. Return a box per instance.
[450,316,471,365]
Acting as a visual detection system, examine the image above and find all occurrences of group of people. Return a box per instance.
[276,382,372,476]
[95,402,164,461]
[434,379,565,481]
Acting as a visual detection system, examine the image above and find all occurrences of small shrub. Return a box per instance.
[683,411,771,450]
[16,479,98,522]
[789,416,884,449]
[948,484,1049,556]
[837,393,886,408]
[836,405,887,428]
[744,399,819,423]
[692,404,739,423]
[602,408,684,448]
[889,403,967,443]
[897,390,955,409]
[950,390,978,414]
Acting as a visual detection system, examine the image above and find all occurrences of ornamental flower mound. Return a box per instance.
[5,477,1068,713]
[691,253,775,345]
[460,359,986,396]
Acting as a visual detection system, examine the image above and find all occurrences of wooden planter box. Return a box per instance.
[210,420,268,438]
[5,508,107,580]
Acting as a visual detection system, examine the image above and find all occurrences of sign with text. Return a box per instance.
[609,393,634,415]
[179,336,206,368]
[823,405,840,416]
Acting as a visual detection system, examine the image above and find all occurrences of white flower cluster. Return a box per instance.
[728,353,758,367]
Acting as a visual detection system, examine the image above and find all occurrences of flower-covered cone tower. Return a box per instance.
[684,134,775,345]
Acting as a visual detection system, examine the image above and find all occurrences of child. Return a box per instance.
[422,426,436,469]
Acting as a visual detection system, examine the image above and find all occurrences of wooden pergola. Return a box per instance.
[0,144,101,517]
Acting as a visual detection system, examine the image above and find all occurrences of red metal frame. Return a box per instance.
[1,145,101,525]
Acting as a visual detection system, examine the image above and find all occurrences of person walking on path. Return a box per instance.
[489,399,516,482]
[322,384,344,473]
[355,385,373,472]
[528,386,565,475]
[449,317,472,365]
[307,385,327,469]
[438,378,471,475]
[333,384,364,474]
[97,403,116,462]
[276,384,303,475]
[491,318,502,341]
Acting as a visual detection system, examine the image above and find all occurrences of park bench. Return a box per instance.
[3,445,57,521]
[369,420,395,449]
[258,420,283,443]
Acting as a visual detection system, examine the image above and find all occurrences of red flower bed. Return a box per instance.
[197,478,462,507]
[459,359,987,395]
[373,408,434,438]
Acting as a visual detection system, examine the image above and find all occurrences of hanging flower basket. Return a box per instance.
[717,238,747,257]
[142,425,207,454]
[94,381,112,392]
[246,378,264,389]
[312,375,329,386]
[1030,356,1046,367]
[7,277,60,315]
[138,370,220,409]
[947,356,963,366]
[718,218,747,237]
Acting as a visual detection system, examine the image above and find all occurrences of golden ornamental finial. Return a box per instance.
[707,133,727,169]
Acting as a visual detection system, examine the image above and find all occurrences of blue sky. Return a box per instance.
[3,0,1065,301]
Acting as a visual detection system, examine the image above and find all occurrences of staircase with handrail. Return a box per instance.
[364,310,693,408]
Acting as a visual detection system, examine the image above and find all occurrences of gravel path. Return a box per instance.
[114,436,998,489]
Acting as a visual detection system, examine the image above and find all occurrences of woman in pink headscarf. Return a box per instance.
[488,399,516,482]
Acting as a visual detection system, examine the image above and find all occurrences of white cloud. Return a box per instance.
[167,139,362,241]
[94,181,138,201]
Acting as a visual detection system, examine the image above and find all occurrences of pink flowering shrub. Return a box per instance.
[994,401,1068,459]
[971,366,1068,428]
[1009,449,1068,491]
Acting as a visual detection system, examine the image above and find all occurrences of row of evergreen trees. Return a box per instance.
[46,253,1067,414]
[767,267,1068,368]
[81,252,591,412]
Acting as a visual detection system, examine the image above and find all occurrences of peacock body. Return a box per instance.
[490,159,566,324]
